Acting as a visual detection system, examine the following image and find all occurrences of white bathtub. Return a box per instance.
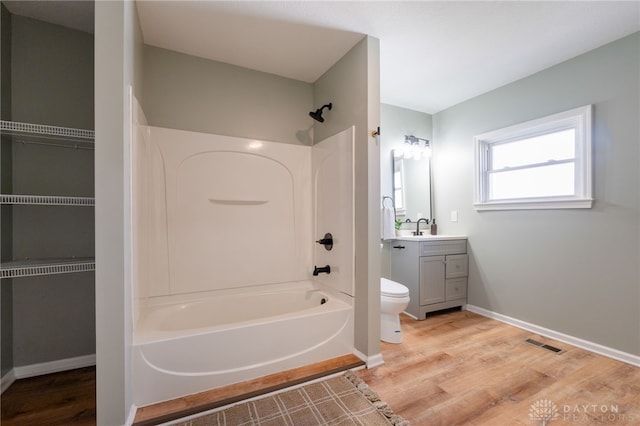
[132,281,354,406]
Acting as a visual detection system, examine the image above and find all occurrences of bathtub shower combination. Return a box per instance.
[132,107,356,406]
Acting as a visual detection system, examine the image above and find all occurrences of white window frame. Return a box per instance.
[474,105,593,211]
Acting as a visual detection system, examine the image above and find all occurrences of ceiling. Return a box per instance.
[5,1,640,114]
[3,0,94,34]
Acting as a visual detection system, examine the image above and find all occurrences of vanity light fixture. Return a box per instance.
[403,135,431,159]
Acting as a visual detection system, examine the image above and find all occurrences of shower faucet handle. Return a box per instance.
[315,233,333,251]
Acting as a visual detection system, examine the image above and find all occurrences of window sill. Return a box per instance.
[474,197,593,211]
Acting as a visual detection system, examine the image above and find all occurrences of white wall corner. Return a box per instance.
[466,305,640,367]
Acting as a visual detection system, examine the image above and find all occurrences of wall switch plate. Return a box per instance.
[451,210,458,222]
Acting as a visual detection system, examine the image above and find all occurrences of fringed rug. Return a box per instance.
[170,371,408,426]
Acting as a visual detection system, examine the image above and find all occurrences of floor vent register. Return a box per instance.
[524,338,564,354]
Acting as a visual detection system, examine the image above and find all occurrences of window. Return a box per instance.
[474,105,593,210]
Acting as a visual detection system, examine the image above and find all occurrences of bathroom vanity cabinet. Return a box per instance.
[390,237,468,320]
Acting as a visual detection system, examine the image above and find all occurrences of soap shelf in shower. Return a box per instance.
[0,258,95,279]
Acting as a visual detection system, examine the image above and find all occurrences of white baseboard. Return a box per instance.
[354,349,385,369]
[402,311,418,320]
[466,304,640,367]
[366,353,385,369]
[124,404,138,426]
[13,353,96,380]
[1,368,16,394]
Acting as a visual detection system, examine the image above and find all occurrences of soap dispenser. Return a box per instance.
[430,219,437,235]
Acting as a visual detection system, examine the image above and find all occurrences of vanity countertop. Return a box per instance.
[393,234,467,241]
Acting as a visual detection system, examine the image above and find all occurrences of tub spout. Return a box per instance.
[313,265,331,276]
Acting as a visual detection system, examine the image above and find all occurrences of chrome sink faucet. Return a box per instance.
[414,218,429,236]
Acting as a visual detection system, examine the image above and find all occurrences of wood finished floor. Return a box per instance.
[356,310,640,425]
[0,366,95,426]
[2,310,639,425]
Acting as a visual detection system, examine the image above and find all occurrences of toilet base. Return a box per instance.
[380,312,403,344]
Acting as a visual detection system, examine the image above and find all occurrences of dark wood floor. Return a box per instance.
[1,366,96,426]
[3,311,639,425]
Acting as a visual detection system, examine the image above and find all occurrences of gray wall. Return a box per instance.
[11,15,93,128]
[380,104,432,203]
[0,2,13,378]
[379,104,432,277]
[433,32,640,355]
[142,45,313,145]
[313,36,382,358]
[2,14,94,369]
[0,2,10,121]
[95,0,143,423]
[380,104,433,202]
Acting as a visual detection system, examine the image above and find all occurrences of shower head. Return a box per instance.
[309,103,332,123]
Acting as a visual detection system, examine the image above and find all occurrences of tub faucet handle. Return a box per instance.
[313,265,331,276]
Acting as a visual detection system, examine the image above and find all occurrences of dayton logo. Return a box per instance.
[529,399,560,425]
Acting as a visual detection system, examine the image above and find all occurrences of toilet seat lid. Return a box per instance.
[381,278,410,297]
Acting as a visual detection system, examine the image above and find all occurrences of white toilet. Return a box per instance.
[380,278,411,344]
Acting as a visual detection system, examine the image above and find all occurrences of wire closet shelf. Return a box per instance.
[1,120,94,139]
[0,120,95,206]
[0,120,96,278]
[0,259,95,279]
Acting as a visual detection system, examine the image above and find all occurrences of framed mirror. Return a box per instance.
[392,149,432,221]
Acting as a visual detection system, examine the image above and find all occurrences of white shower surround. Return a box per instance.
[131,111,356,406]
[136,126,313,297]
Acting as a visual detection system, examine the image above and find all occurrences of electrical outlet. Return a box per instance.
[451,210,458,222]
